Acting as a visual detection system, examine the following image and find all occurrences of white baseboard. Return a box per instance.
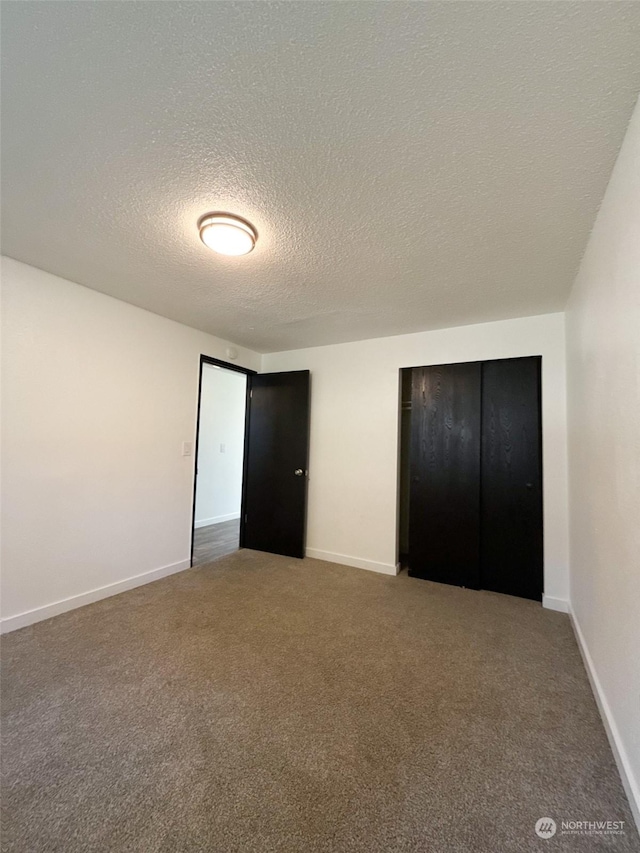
[570,607,640,834]
[542,595,570,613]
[194,512,240,529]
[0,558,191,634]
[305,548,399,576]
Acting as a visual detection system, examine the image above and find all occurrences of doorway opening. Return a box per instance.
[190,357,254,567]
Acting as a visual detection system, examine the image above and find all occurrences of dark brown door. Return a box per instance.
[408,363,482,587]
[241,371,310,558]
[480,357,543,601]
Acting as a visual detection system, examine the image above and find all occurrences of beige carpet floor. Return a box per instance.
[2,550,638,853]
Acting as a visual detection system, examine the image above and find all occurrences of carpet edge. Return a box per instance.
[570,606,640,835]
[0,558,191,634]
[305,548,398,576]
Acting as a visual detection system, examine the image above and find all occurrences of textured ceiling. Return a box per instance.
[2,2,640,353]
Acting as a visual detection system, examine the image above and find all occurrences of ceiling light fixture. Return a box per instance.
[198,212,257,256]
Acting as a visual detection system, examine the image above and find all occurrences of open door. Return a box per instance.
[241,370,310,558]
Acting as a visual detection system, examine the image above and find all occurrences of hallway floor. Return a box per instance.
[192,518,240,566]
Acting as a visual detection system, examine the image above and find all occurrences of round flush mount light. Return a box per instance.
[198,212,257,256]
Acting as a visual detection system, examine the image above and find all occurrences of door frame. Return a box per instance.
[190,355,257,567]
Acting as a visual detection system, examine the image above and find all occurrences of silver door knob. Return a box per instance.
[294,469,304,476]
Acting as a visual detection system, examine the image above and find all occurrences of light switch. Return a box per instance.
[220,443,226,453]
[182,442,192,457]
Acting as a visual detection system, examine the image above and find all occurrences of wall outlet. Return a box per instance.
[182,442,192,457]
[220,443,226,453]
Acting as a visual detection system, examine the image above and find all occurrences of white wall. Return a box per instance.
[0,265,571,629]
[565,98,640,826]
[263,313,570,606]
[0,257,260,630]
[194,365,247,527]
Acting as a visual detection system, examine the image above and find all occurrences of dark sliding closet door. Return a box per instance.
[480,357,542,601]
[405,356,543,602]
[408,363,481,588]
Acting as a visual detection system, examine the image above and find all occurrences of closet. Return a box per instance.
[400,356,543,601]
